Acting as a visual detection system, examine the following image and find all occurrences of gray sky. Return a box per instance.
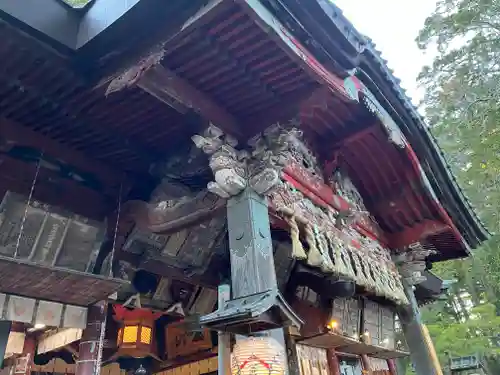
[333,0,437,104]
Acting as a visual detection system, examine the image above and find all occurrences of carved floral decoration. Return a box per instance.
[394,243,436,286]
[192,123,409,305]
[269,181,408,306]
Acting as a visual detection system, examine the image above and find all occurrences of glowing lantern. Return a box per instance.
[231,336,286,375]
[113,305,163,359]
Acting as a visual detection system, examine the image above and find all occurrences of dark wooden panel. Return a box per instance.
[298,333,358,349]
[0,256,127,305]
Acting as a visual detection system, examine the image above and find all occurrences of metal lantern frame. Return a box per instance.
[113,305,162,359]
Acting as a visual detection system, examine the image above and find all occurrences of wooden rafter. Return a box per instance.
[138,66,241,137]
[0,117,124,195]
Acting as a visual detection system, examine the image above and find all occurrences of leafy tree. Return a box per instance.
[63,0,91,8]
[415,0,500,372]
[417,0,500,311]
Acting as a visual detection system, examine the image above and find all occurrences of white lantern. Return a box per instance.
[231,336,286,375]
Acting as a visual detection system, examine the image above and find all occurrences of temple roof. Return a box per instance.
[266,0,489,252]
[0,0,488,264]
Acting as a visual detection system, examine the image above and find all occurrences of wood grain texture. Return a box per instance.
[0,256,127,305]
[226,189,277,298]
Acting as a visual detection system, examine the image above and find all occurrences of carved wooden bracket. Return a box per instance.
[191,122,320,198]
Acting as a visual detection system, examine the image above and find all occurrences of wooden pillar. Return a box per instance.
[0,321,11,368]
[326,349,341,375]
[387,359,397,375]
[227,188,290,369]
[400,282,442,375]
[361,355,372,375]
[226,188,277,299]
[217,284,231,375]
[284,331,301,375]
[76,301,107,375]
[16,334,36,375]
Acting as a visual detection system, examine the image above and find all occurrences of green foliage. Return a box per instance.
[416,0,500,370]
[427,303,500,363]
[63,0,91,8]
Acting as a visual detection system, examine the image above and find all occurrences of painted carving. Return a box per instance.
[330,168,382,236]
[192,123,324,198]
[105,47,166,96]
[192,125,247,198]
[248,123,324,194]
[394,243,435,285]
[269,180,408,305]
[344,74,406,148]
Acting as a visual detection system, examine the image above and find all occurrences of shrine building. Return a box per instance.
[0,1,488,375]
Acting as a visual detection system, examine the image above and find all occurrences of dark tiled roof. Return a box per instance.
[359,35,489,247]
[292,0,489,248]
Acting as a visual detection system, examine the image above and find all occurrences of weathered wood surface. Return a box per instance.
[129,191,226,235]
[0,191,105,273]
[0,256,127,305]
[227,189,277,298]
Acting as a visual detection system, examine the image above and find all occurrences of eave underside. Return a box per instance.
[0,0,471,263]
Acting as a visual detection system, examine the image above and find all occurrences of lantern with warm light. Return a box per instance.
[231,336,286,375]
[113,305,163,359]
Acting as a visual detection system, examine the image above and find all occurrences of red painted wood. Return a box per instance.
[387,359,397,375]
[76,302,107,375]
[326,349,341,375]
[385,220,450,249]
[405,144,465,249]
[17,334,36,375]
[282,166,387,245]
[361,354,372,375]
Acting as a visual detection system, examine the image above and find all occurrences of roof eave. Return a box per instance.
[277,0,489,250]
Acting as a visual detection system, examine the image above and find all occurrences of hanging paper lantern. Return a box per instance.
[231,336,286,375]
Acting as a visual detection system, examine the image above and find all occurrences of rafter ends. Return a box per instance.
[104,47,166,96]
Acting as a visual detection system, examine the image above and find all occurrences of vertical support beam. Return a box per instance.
[226,189,277,298]
[16,334,36,375]
[76,301,107,375]
[0,321,11,368]
[217,284,231,375]
[326,349,341,375]
[360,355,372,375]
[284,329,300,375]
[387,359,398,375]
[227,189,290,370]
[400,282,442,375]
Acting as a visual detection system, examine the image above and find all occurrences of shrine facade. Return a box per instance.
[0,1,487,375]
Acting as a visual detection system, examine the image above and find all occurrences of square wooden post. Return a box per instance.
[226,188,295,372]
[16,334,36,375]
[227,188,277,298]
[76,301,107,375]
[0,321,11,368]
[400,282,442,375]
[217,284,231,375]
[326,349,341,375]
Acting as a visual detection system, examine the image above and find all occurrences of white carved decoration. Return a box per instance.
[192,125,248,198]
[394,243,436,286]
[192,122,319,198]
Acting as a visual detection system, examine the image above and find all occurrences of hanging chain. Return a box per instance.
[13,151,44,259]
[93,302,107,375]
[109,178,123,277]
